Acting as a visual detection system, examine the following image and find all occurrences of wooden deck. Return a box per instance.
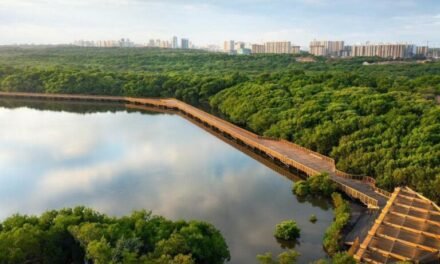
[353,187,440,263]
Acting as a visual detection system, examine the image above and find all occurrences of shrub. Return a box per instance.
[274,220,301,241]
[308,173,337,197]
[292,180,309,196]
[292,173,336,197]
[257,250,300,264]
[309,214,317,223]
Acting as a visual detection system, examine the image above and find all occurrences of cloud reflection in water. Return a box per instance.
[0,103,333,263]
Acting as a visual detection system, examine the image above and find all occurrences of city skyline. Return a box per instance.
[71,37,440,59]
[1,0,440,47]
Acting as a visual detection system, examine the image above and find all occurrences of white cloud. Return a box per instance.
[0,108,97,159]
[35,142,162,196]
[0,0,439,46]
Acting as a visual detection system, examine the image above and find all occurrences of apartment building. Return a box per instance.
[291,46,301,54]
[181,38,189,49]
[224,40,235,53]
[251,44,265,54]
[351,44,415,58]
[309,40,344,56]
[265,41,292,54]
[172,36,178,49]
[310,44,326,56]
[416,46,429,57]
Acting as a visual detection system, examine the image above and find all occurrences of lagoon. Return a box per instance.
[0,99,333,263]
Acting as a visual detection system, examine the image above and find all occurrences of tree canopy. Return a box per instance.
[0,207,230,264]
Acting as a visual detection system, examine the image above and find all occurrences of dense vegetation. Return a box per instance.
[323,193,351,256]
[292,173,336,197]
[257,250,299,264]
[0,46,439,203]
[0,207,230,264]
[273,220,301,241]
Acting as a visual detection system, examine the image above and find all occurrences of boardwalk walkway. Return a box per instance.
[0,92,388,208]
[159,98,389,208]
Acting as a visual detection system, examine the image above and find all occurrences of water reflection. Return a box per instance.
[0,99,333,263]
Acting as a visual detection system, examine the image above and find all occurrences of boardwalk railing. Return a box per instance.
[335,170,376,185]
[335,170,392,198]
[334,182,379,208]
[0,92,390,207]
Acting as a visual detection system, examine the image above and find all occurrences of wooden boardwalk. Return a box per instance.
[353,187,440,263]
[0,92,389,208]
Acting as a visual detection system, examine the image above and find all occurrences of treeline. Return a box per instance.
[0,207,230,264]
[0,46,303,73]
[0,66,246,105]
[0,47,439,203]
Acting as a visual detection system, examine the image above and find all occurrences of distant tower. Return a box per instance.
[181,38,189,49]
[224,40,235,53]
[172,36,178,49]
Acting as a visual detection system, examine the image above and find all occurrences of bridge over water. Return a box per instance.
[161,98,390,208]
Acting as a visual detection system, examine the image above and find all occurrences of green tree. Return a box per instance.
[257,250,299,264]
[274,221,301,241]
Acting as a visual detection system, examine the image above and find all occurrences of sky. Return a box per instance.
[0,0,439,47]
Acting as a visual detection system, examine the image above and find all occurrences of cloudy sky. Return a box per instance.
[0,0,439,47]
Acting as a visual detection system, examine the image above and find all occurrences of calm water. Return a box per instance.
[0,99,333,263]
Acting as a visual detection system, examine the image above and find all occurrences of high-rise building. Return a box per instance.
[327,41,344,56]
[172,36,178,49]
[310,45,326,56]
[264,41,292,54]
[160,40,170,48]
[291,46,301,54]
[341,46,352,57]
[249,42,299,54]
[309,40,344,56]
[224,40,235,53]
[251,44,265,54]
[119,38,134,48]
[351,43,415,58]
[75,39,137,48]
[148,39,155,47]
[416,46,429,57]
[181,38,189,49]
